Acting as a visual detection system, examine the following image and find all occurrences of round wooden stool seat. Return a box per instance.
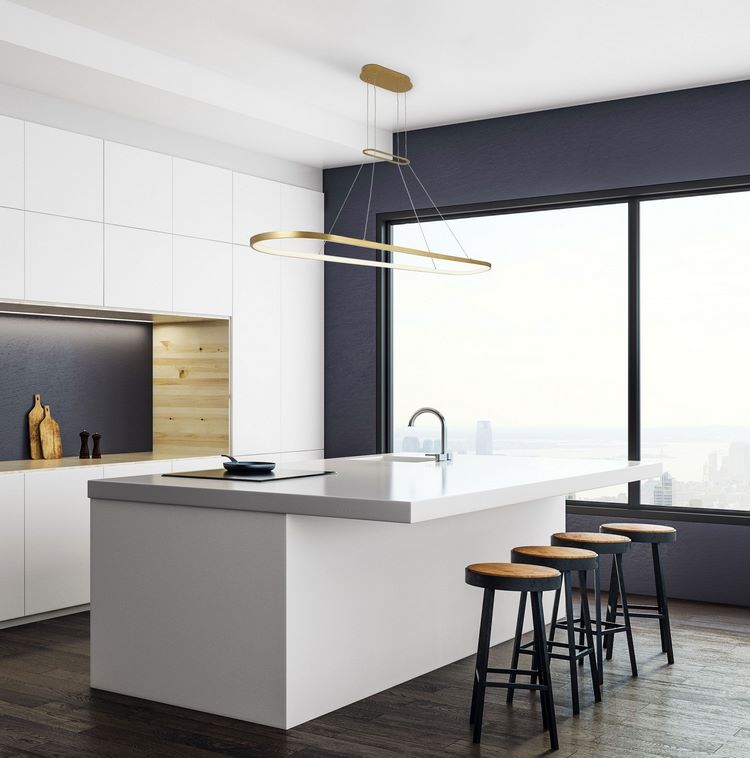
[551,531,631,555]
[511,545,598,572]
[465,562,562,592]
[600,523,677,544]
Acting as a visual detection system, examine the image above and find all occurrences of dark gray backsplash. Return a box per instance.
[0,314,152,460]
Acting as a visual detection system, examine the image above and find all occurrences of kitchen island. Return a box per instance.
[88,454,660,729]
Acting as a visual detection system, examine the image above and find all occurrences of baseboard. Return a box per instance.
[0,604,89,629]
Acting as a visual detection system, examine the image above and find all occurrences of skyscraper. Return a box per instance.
[475,420,493,455]
[653,472,674,507]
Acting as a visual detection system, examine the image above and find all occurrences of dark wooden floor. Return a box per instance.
[0,598,748,757]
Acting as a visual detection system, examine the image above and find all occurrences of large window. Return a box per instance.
[388,185,750,513]
[392,203,628,502]
[641,191,750,510]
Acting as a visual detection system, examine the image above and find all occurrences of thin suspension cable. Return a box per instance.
[407,164,471,259]
[397,163,436,269]
[403,92,408,158]
[319,161,365,254]
[395,91,400,157]
[363,161,375,239]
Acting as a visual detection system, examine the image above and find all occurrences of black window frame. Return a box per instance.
[377,174,750,526]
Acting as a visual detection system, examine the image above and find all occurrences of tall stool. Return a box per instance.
[600,523,677,664]
[509,546,601,714]
[551,532,636,683]
[466,562,561,750]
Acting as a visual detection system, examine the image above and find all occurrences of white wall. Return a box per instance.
[0,111,324,460]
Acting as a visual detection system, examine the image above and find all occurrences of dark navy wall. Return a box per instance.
[324,79,750,458]
[0,315,153,460]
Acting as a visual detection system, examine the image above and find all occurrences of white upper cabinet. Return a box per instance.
[232,173,282,454]
[0,207,24,300]
[104,142,172,232]
[173,158,232,242]
[104,225,172,312]
[25,213,103,306]
[172,236,232,316]
[280,185,324,452]
[25,123,103,221]
[0,474,25,622]
[0,115,24,209]
[233,172,281,245]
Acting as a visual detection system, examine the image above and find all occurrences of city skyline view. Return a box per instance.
[393,190,750,513]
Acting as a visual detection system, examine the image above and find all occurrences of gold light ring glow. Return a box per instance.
[362,147,410,166]
[249,231,491,275]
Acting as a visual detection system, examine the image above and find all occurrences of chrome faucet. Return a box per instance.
[407,407,452,461]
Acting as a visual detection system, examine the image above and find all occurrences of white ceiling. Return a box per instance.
[3,0,750,169]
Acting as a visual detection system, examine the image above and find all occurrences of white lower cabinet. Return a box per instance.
[171,456,225,472]
[102,460,173,478]
[24,467,102,616]
[280,450,324,463]
[0,474,25,622]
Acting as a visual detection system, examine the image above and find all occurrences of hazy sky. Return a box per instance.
[392,190,750,434]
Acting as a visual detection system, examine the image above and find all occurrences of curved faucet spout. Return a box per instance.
[407,407,452,461]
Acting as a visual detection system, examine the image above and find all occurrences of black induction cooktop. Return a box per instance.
[163,468,335,483]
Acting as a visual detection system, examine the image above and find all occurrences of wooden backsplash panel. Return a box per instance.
[152,320,229,453]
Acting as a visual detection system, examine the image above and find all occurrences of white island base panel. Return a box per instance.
[91,495,565,729]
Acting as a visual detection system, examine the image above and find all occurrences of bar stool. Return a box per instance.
[509,546,601,715]
[551,532,636,683]
[466,562,561,750]
[600,523,677,664]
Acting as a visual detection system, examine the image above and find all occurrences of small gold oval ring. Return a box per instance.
[362,148,410,166]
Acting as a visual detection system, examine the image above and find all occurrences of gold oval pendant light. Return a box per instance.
[249,64,491,276]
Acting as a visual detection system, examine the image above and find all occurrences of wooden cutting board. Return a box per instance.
[28,394,45,460]
[39,405,63,460]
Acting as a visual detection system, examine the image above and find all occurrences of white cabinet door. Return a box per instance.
[171,456,225,472]
[0,207,24,300]
[0,474,24,622]
[233,172,280,245]
[231,174,283,455]
[173,158,232,242]
[104,142,172,233]
[25,213,103,306]
[25,466,102,615]
[25,123,103,221]
[103,460,173,478]
[280,450,324,464]
[173,236,232,316]
[280,185,324,452]
[0,115,24,209]
[104,225,172,311]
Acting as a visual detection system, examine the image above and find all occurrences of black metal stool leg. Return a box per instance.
[579,570,602,702]
[614,553,638,678]
[471,588,495,743]
[605,557,618,660]
[594,564,603,685]
[652,543,674,664]
[530,597,549,733]
[548,586,561,645]
[531,591,558,752]
[506,591,527,704]
[563,571,580,715]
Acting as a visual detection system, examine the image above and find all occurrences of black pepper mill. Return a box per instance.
[79,430,90,459]
[91,432,102,459]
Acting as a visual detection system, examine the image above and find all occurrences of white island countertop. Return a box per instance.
[88,453,661,523]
